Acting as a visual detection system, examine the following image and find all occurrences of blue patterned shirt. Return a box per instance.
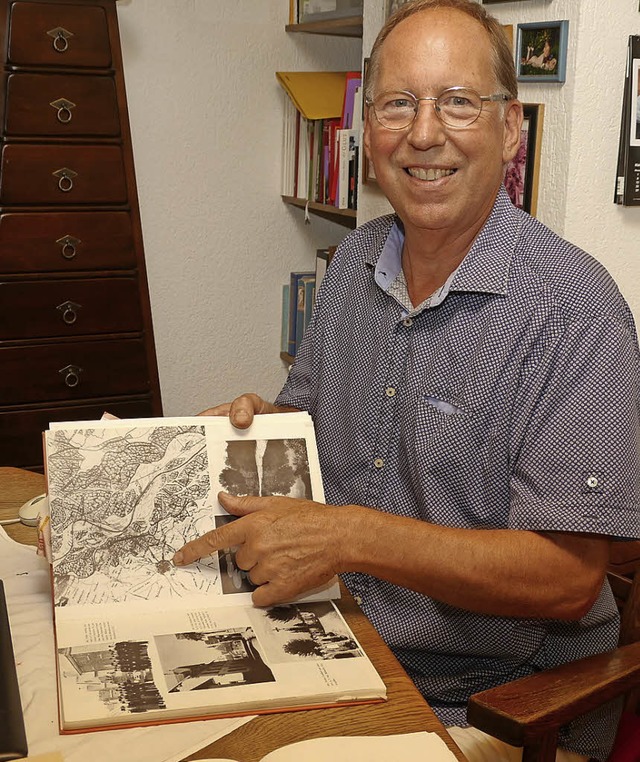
[276,187,640,760]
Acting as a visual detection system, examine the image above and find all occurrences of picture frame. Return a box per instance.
[504,103,544,216]
[516,21,568,83]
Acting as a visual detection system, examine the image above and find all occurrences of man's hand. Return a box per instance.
[198,393,299,430]
[173,492,344,607]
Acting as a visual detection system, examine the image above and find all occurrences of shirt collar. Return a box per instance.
[371,185,520,298]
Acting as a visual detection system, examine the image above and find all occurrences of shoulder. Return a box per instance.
[336,214,396,263]
[510,211,635,334]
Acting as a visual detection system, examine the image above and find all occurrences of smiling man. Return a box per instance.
[175,2,640,761]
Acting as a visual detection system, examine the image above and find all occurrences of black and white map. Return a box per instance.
[47,425,220,608]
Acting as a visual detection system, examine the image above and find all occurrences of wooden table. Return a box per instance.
[0,466,467,762]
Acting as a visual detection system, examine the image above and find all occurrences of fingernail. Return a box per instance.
[173,551,184,566]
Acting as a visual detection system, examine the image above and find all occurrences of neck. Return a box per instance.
[401,221,481,307]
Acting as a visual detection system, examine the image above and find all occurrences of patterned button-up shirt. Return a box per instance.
[276,187,640,760]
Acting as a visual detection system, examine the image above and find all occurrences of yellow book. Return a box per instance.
[276,71,349,120]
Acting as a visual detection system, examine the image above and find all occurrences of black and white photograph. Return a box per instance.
[58,640,166,717]
[155,627,275,693]
[215,437,312,499]
[247,602,364,664]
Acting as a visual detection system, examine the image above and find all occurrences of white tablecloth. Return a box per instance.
[0,527,254,762]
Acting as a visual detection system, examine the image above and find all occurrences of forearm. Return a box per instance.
[333,505,610,620]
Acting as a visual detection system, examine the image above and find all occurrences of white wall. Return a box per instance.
[116,0,360,415]
[117,0,640,416]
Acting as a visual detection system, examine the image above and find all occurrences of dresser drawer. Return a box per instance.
[0,397,155,468]
[0,277,143,338]
[8,2,111,68]
[4,73,120,137]
[0,338,150,404]
[0,212,135,273]
[0,144,127,205]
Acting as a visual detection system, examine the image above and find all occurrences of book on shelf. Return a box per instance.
[277,70,361,209]
[280,283,290,354]
[41,412,386,733]
[286,270,314,356]
[614,35,640,206]
[201,731,457,762]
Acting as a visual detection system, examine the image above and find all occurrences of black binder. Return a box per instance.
[0,579,28,760]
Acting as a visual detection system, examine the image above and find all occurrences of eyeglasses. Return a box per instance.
[366,87,511,130]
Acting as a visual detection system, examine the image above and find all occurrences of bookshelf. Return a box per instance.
[280,8,363,363]
[282,195,357,228]
[282,15,363,225]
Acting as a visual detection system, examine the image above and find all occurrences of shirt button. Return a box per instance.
[373,458,384,468]
[402,318,413,327]
[586,476,599,488]
[385,387,396,397]
[354,595,363,606]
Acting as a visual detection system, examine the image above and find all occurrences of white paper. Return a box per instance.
[0,527,254,762]
[199,731,457,762]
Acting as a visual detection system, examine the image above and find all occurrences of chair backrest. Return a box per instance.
[607,540,640,648]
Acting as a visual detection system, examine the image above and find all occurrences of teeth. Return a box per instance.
[408,167,455,181]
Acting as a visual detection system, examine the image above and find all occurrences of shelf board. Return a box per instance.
[282,196,357,228]
[285,16,363,38]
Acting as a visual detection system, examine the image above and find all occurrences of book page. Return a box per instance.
[46,413,339,624]
[200,731,457,762]
[54,599,385,730]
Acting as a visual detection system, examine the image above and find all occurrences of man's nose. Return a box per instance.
[406,98,446,147]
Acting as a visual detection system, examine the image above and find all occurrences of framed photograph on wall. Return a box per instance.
[504,103,544,216]
[516,21,568,83]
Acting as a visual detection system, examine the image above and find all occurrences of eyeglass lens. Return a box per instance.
[373,88,484,129]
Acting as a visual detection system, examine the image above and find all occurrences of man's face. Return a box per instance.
[364,8,522,240]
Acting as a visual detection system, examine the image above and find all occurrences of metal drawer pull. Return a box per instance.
[47,26,74,53]
[56,300,82,325]
[56,234,81,260]
[59,364,83,388]
[50,97,76,124]
[53,167,77,193]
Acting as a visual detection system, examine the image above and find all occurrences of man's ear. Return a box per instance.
[502,99,524,164]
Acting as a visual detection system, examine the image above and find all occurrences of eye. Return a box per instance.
[378,93,415,112]
[441,94,472,109]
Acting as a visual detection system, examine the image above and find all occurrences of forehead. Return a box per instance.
[376,8,495,92]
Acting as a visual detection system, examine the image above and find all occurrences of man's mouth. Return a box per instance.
[406,167,456,181]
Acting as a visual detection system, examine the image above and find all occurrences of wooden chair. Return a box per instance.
[467,541,640,762]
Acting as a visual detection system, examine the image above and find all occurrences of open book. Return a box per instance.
[42,413,386,733]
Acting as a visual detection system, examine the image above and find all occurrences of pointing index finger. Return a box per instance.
[173,519,246,566]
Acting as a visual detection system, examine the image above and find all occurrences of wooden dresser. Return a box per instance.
[0,0,162,469]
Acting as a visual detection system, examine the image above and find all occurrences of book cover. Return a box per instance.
[287,271,314,356]
[43,413,386,733]
[280,283,290,354]
[276,72,350,121]
[295,274,315,355]
[340,72,362,130]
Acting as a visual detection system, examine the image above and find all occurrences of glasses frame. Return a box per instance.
[366,87,511,130]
